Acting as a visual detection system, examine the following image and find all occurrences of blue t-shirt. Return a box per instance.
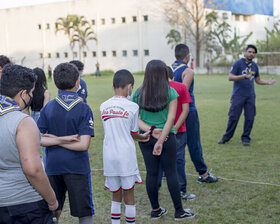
[230,58,260,96]
[38,90,94,175]
[172,60,196,111]
[77,79,88,103]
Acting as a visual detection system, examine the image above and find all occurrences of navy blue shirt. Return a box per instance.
[38,90,94,175]
[230,58,260,96]
[77,79,88,103]
[172,60,196,111]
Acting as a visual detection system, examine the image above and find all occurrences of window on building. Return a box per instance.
[83,52,87,57]
[243,15,248,21]
[132,16,137,22]
[73,52,77,58]
[64,52,68,58]
[92,19,95,25]
[122,50,127,57]
[39,53,43,59]
[38,24,41,30]
[111,18,116,24]
[144,49,149,56]
[122,17,126,23]
[102,51,107,57]
[56,52,60,58]
[92,51,96,57]
[46,23,50,29]
[101,18,105,25]
[47,53,51,58]
[222,13,228,19]
[235,14,240,21]
[133,50,138,56]
[143,15,148,22]
[112,50,117,57]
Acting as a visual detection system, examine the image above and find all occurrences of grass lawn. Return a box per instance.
[47,73,280,224]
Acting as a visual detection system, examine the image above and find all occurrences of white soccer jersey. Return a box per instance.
[100,96,140,176]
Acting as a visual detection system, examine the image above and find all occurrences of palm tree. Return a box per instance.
[55,15,76,55]
[55,15,97,60]
[70,16,96,60]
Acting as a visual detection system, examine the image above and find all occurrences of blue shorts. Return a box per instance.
[0,200,54,224]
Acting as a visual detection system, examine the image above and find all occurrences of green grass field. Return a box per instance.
[47,73,280,224]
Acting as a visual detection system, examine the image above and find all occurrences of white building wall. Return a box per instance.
[0,0,277,73]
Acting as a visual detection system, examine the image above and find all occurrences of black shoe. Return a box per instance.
[242,141,250,146]
[151,207,168,220]
[218,139,226,144]
[174,209,195,220]
[197,172,218,184]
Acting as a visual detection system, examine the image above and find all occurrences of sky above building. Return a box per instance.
[0,0,70,9]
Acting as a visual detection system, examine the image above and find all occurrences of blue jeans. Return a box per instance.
[175,132,187,193]
[222,95,256,143]
[186,110,208,175]
[158,132,187,193]
[31,111,46,166]
[31,111,40,123]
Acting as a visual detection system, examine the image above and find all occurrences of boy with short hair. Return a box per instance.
[38,63,94,224]
[69,60,88,103]
[100,69,149,224]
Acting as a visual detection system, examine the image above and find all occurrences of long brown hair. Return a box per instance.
[136,60,169,112]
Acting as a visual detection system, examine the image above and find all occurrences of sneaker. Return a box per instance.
[174,209,195,220]
[180,192,196,201]
[151,207,168,220]
[197,172,218,184]
[242,141,250,146]
[218,139,227,144]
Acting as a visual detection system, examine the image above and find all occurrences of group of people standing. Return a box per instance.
[0,42,276,224]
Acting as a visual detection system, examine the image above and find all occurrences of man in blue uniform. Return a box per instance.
[70,60,88,103]
[38,63,94,224]
[218,45,276,146]
[172,44,218,184]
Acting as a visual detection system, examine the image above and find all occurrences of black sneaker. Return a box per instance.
[197,172,218,184]
[174,209,195,221]
[151,207,168,220]
[242,141,250,146]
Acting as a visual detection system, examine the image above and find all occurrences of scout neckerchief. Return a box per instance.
[244,58,255,81]
[0,95,21,116]
[172,60,188,72]
[55,91,81,111]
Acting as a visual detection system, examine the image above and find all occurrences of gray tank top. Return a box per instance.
[0,111,42,206]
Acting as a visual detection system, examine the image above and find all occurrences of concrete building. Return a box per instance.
[0,0,279,73]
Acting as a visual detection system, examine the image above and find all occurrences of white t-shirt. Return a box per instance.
[100,96,140,176]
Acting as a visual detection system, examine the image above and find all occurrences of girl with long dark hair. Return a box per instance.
[30,67,50,123]
[132,60,195,221]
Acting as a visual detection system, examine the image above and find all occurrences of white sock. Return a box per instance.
[79,216,94,224]
[125,204,136,224]
[111,201,121,224]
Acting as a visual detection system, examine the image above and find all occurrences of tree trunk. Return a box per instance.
[196,40,200,67]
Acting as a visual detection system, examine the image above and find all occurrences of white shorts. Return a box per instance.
[105,174,142,192]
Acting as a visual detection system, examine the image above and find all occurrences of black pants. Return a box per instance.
[0,200,54,224]
[139,134,184,213]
